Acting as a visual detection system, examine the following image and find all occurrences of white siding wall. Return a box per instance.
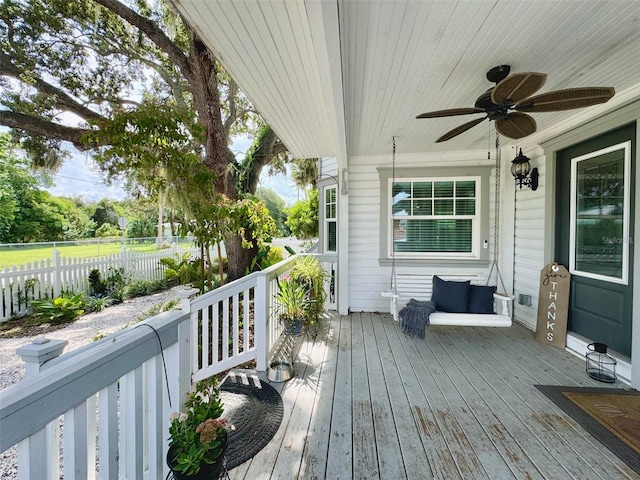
[346,150,503,313]
[319,156,338,177]
[509,144,547,330]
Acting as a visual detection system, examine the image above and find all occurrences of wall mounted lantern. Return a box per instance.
[511,148,539,191]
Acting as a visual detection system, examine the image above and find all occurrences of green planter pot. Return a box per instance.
[283,318,303,336]
[167,431,227,479]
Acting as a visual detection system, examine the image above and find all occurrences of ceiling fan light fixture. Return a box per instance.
[511,149,538,191]
[416,65,615,143]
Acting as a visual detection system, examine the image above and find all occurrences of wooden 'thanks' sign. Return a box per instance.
[536,262,571,348]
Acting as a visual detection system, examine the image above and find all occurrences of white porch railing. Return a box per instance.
[0,253,337,479]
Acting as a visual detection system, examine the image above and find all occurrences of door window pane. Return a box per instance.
[571,142,630,283]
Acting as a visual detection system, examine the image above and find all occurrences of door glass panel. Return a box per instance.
[570,142,630,284]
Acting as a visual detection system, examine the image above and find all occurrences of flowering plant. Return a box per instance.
[274,274,309,322]
[167,376,228,476]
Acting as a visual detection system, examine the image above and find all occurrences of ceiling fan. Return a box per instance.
[416,65,615,142]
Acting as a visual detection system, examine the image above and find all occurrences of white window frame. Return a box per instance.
[569,141,631,285]
[387,176,481,260]
[324,185,337,253]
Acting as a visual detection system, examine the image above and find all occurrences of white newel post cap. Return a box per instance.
[16,337,68,376]
[178,287,200,311]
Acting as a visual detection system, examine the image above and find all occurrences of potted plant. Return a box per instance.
[167,376,228,479]
[274,274,309,335]
[290,256,326,329]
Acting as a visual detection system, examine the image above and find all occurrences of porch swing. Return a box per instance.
[383,134,513,328]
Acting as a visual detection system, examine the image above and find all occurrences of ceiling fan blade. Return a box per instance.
[491,72,547,106]
[436,117,487,142]
[514,87,615,112]
[495,112,537,139]
[416,107,485,119]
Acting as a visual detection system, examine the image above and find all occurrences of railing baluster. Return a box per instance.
[63,401,88,479]
[233,292,240,356]
[98,384,118,480]
[146,356,164,479]
[17,428,47,480]
[121,366,143,479]
[222,297,229,361]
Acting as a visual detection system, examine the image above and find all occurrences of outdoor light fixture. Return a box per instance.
[511,148,539,191]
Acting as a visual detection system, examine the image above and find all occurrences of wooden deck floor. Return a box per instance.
[227,312,639,480]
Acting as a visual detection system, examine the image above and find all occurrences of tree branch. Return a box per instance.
[223,79,239,135]
[0,52,106,122]
[0,111,100,149]
[92,0,191,76]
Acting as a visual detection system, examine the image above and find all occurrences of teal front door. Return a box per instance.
[555,124,635,357]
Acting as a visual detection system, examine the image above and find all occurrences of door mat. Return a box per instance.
[220,372,283,470]
[535,385,640,474]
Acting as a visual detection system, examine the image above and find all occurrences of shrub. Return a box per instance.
[31,293,85,324]
[85,295,114,312]
[124,279,167,299]
[160,253,201,286]
[88,269,107,295]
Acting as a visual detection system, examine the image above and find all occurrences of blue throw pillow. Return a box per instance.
[468,285,497,314]
[431,276,470,313]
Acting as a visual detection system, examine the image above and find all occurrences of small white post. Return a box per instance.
[121,245,128,277]
[16,337,68,376]
[16,338,67,479]
[178,287,199,312]
[53,249,61,298]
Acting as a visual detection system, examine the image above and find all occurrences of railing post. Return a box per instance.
[177,288,198,406]
[255,271,269,371]
[53,249,61,297]
[16,338,68,480]
[17,337,68,376]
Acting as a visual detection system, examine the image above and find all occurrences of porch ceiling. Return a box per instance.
[172,0,640,159]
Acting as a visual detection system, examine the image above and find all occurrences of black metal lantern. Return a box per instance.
[585,342,617,383]
[511,149,539,190]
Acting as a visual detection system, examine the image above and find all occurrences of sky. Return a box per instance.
[45,135,302,206]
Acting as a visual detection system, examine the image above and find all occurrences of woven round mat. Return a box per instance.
[220,374,283,470]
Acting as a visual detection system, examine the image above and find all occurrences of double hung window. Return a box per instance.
[390,177,480,258]
[324,186,337,253]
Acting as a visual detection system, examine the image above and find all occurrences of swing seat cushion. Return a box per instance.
[468,285,497,314]
[431,276,470,313]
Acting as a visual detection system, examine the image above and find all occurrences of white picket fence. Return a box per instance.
[0,245,203,321]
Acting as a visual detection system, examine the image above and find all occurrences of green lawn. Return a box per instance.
[0,239,197,270]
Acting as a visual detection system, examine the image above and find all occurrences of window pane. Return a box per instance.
[393,182,411,199]
[574,150,625,278]
[328,221,337,251]
[456,181,475,197]
[413,182,432,198]
[455,199,475,215]
[413,200,432,215]
[434,199,453,215]
[326,204,336,219]
[394,219,472,253]
[393,199,410,216]
[434,181,453,198]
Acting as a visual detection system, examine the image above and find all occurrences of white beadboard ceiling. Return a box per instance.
[172,0,640,160]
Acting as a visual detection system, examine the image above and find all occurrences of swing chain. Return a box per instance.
[390,136,397,292]
[487,131,508,294]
